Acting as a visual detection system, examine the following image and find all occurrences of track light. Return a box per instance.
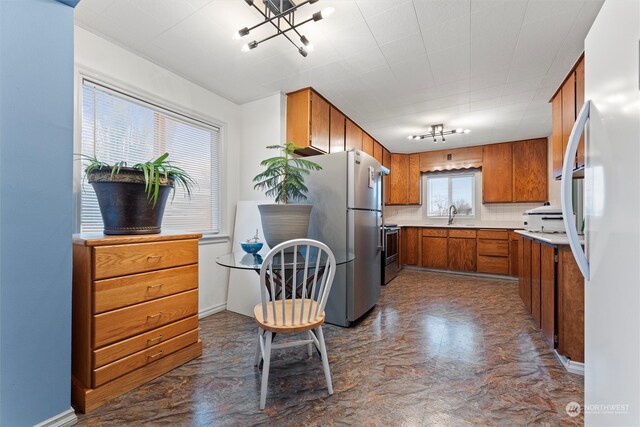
[408,124,471,143]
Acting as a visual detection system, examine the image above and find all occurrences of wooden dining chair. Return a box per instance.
[253,238,336,410]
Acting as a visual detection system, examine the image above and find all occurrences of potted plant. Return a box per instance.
[252,142,322,248]
[82,152,195,235]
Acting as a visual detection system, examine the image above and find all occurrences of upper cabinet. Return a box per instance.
[382,148,391,205]
[362,133,374,157]
[287,88,330,156]
[420,146,483,172]
[483,139,548,203]
[551,55,585,179]
[345,119,363,152]
[329,106,345,153]
[388,153,420,205]
[373,140,383,164]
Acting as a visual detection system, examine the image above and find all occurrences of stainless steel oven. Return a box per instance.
[383,225,399,284]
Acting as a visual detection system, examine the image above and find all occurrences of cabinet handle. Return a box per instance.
[147,283,164,291]
[147,350,164,361]
[147,312,163,321]
[147,255,163,261]
[147,335,163,345]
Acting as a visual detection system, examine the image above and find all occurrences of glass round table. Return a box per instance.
[215,249,355,270]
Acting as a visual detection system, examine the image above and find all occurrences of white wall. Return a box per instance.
[74,27,242,315]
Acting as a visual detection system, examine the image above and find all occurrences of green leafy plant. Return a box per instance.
[81,152,196,207]
[252,142,323,204]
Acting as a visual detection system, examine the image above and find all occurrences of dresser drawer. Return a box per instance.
[477,229,509,240]
[94,265,198,314]
[92,329,199,387]
[477,255,510,275]
[93,315,199,368]
[93,290,198,348]
[93,239,198,280]
[477,239,509,257]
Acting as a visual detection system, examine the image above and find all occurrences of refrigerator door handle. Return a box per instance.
[561,100,590,280]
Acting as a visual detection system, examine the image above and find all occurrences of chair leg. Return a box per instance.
[259,330,272,410]
[307,331,313,357]
[254,328,263,366]
[316,326,333,395]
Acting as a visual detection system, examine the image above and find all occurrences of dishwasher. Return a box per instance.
[382,225,399,284]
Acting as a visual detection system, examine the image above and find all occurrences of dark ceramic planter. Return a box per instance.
[88,167,174,235]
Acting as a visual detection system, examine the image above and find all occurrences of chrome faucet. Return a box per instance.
[448,204,458,225]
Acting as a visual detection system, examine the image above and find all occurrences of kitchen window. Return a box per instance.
[79,79,220,234]
[425,172,476,217]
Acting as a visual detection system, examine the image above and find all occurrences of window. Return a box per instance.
[80,79,220,234]
[426,173,475,217]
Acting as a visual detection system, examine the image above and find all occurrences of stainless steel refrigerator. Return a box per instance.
[296,150,383,327]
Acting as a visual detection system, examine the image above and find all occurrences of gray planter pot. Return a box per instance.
[258,204,312,249]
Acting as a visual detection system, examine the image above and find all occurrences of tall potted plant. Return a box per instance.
[82,152,195,235]
[252,142,322,248]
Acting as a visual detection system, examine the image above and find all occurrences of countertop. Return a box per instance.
[385,221,523,230]
[515,230,585,245]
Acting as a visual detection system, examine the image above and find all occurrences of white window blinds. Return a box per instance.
[80,79,220,234]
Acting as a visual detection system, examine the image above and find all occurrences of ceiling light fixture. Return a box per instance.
[234,0,334,57]
[408,124,471,143]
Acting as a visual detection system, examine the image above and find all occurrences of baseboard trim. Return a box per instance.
[402,266,518,281]
[199,303,226,319]
[33,407,77,427]
[554,350,585,376]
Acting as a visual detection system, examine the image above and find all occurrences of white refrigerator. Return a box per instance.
[561,0,640,425]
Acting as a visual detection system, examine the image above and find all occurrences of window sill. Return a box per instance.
[199,233,231,244]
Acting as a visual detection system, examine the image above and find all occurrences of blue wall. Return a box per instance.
[0,0,75,425]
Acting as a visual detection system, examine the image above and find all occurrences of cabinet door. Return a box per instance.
[345,119,363,151]
[509,233,520,277]
[557,246,584,362]
[373,141,383,163]
[540,244,556,348]
[448,238,476,272]
[575,57,585,169]
[407,154,421,204]
[310,91,330,153]
[519,237,532,312]
[390,154,408,204]
[531,240,542,328]
[561,72,576,169]
[482,143,513,203]
[329,106,345,153]
[400,227,421,266]
[286,89,311,152]
[362,133,374,156]
[551,93,563,179]
[512,139,548,202]
[383,148,391,205]
[422,236,447,269]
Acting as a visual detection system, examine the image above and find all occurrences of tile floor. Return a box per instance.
[77,269,584,426]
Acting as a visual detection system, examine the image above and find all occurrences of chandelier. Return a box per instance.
[408,124,471,143]
[234,0,334,57]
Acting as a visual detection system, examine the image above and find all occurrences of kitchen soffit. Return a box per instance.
[74,0,604,153]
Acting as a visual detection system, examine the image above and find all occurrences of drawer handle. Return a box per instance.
[147,255,164,262]
[147,335,163,345]
[147,312,163,321]
[147,350,164,361]
[147,283,164,291]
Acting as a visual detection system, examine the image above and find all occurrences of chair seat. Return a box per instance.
[254,299,325,333]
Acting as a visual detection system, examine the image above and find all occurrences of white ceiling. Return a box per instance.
[75,0,604,153]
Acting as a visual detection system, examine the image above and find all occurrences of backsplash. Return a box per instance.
[385,202,543,223]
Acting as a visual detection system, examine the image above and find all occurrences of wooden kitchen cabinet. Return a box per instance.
[287,88,330,156]
[422,228,447,269]
[345,119,363,152]
[400,227,422,266]
[383,148,391,205]
[512,139,548,202]
[329,106,345,153]
[362,133,374,157]
[419,146,483,172]
[551,55,585,179]
[373,140,383,163]
[482,143,513,203]
[477,229,510,275]
[519,234,584,363]
[447,229,477,272]
[388,153,421,205]
[72,232,203,412]
[509,232,520,277]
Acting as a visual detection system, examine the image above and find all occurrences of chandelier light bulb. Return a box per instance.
[464,129,471,133]
[321,7,335,19]
[456,128,464,133]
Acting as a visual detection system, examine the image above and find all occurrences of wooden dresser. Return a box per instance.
[71,232,203,412]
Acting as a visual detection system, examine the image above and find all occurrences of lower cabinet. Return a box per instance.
[519,234,584,362]
[477,229,510,275]
[400,227,422,266]
[422,228,448,269]
[447,229,477,272]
